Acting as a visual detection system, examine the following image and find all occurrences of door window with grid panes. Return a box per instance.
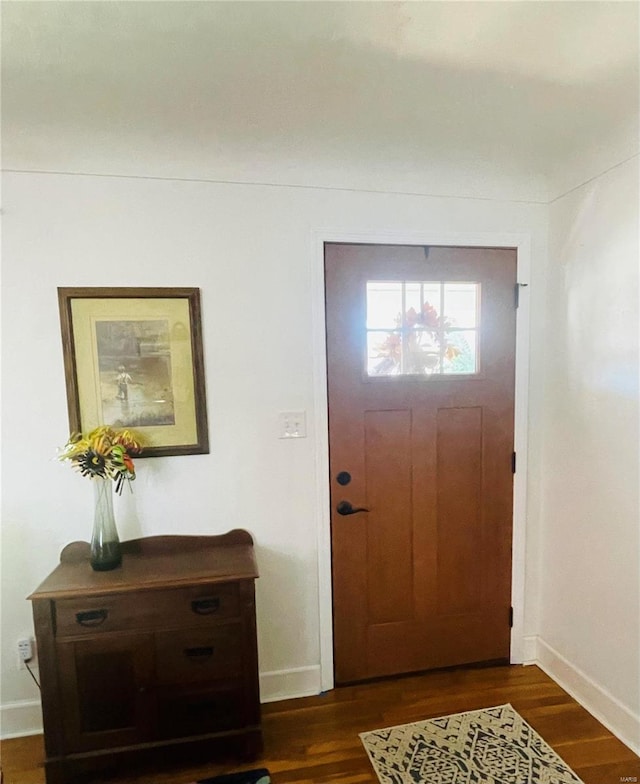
[366,281,480,376]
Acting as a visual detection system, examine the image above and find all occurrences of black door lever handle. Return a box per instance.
[336,500,369,516]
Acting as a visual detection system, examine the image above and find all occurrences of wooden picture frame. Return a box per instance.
[58,287,209,457]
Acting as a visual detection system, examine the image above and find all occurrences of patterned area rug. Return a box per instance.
[193,770,270,784]
[360,704,584,783]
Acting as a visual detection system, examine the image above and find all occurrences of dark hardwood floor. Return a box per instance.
[1,665,638,783]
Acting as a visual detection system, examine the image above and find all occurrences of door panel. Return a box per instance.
[57,633,154,751]
[325,243,516,683]
[365,408,414,625]
[436,405,483,613]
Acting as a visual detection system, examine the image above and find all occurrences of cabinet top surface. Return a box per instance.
[28,530,259,600]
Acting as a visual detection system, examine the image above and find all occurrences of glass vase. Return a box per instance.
[90,477,122,571]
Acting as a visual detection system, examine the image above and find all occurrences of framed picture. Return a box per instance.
[58,287,209,457]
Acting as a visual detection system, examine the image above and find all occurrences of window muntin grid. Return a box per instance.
[366,281,480,376]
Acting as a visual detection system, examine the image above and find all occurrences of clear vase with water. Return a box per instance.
[91,477,122,571]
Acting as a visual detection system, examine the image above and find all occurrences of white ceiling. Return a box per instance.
[2,1,639,200]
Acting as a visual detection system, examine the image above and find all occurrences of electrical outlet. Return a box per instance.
[17,638,33,669]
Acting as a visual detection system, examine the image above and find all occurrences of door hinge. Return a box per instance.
[511,451,516,473]
[509,607,514,628]
[515,282,528,308]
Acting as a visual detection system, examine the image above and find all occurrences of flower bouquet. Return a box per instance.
[58,426,142,570]
[58,425,142,494]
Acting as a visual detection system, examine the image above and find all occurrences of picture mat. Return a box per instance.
[71,297,198,447]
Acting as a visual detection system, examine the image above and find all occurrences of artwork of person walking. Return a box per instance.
[96,319,176,427]
[116,365,133,401]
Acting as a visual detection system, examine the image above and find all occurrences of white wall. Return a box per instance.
[0,170,548,735]
[538,155,640,751]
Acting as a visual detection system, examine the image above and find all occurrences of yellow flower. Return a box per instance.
[58,425,142,494]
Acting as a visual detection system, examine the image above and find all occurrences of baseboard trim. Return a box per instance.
[536,636,640,755]
[0,699,43,739]
[521,635,538,665]
[2,667,324,738]
[6,649,637,753]
[259,665,322,704]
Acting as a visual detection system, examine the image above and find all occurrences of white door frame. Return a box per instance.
[311,229,531,692]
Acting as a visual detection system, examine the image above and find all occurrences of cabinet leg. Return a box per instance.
[241,729,263,761]
[44,760,70,784]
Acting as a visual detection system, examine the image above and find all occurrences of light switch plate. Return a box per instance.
[278,411,306,439]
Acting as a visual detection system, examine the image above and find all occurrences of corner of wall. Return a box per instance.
[259,666,322,704]
[535,637,640,756]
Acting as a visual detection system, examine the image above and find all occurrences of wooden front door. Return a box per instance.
[325,243,517,684]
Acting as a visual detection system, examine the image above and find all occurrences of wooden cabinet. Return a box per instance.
[29,530,262,784]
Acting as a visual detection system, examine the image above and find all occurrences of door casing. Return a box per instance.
[310,230,532,693]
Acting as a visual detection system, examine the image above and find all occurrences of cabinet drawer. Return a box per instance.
[55,583,240,638]
[157,583,241,627]
[156,626,243,684]
[157,683,245,739]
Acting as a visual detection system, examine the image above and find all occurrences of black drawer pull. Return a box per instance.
[75,609,108,627]
[184,646,214,660]
[191,598,220,615]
